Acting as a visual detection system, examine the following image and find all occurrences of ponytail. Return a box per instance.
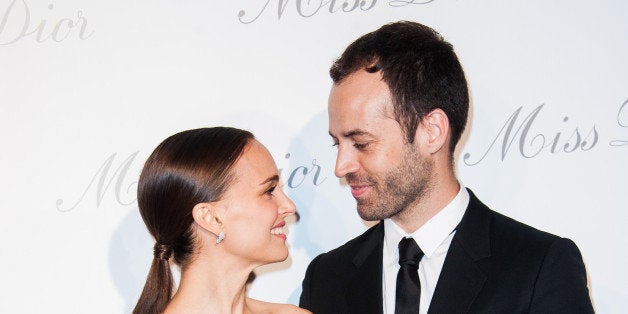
[133,243,174,314]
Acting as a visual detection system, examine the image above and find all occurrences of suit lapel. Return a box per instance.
[428,239,487,313]
[346,223,385,314]
[428,189,491,313]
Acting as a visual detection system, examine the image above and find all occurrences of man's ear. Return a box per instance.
[417,108,450,155]
[192,202,223,235]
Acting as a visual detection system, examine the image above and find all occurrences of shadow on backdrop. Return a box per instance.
[108,207,153,313]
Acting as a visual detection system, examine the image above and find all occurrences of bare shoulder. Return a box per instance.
[247,298,312,314]
[272,303,311,314]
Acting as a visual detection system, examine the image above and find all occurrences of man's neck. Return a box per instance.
[392,176,460,233]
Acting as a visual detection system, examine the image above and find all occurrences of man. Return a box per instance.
[299,21,594,314]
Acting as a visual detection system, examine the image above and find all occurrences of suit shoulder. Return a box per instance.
[486,208,584,261]
[464,191,562,251]
[310,223,382,267]
[490,209,559,243]
[466,192,585,264]
[466,190,561,247]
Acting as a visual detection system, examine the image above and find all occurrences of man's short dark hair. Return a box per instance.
[330,21,469,155]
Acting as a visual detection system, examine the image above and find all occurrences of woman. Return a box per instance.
[134,127,311,314]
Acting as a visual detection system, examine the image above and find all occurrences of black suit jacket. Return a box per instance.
[299,189,594,313]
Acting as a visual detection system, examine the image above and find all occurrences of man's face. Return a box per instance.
[328,70,433,221]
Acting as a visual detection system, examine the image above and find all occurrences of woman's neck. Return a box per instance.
[165,255,258,314]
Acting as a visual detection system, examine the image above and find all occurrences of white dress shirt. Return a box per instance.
[382,185,469,314]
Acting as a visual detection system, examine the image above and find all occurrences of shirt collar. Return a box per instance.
[384,184,469,259]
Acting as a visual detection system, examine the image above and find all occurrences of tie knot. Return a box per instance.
[398,237,424,267]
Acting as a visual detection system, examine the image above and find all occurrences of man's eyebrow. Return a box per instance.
[329,129,373,139]
[259,174,280,186]
[343,129,374,138]
[329,129,374,139]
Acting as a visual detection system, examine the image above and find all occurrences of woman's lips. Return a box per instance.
[271,221,287,240]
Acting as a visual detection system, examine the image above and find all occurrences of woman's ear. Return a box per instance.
[417,108,450,155]
[192,202,223,235]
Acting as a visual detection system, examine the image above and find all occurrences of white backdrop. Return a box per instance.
[1,0,626,313]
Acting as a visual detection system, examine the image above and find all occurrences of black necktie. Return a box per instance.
[395,237,424,314]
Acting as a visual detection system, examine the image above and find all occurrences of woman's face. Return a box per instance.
[219,139,296,265]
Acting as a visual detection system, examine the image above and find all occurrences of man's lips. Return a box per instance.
[350,185,370,198]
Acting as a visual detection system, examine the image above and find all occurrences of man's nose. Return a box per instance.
[334,147,359,178]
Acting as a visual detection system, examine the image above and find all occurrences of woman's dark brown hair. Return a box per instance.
[133,127,254,314]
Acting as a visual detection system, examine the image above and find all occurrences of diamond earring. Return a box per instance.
[216,231,225,244]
